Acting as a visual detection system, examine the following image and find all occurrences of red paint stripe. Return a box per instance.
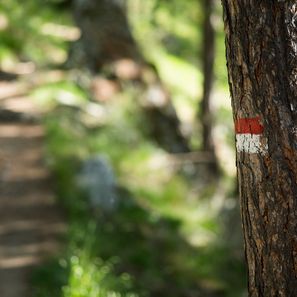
[235,117,264,134]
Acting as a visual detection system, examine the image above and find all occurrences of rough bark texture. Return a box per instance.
[221,1,297,296]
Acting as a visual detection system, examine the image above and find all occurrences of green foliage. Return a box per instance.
[1,1,245,296]
[0,0,72,65]
[31,83,246,296]
[32,81,88,109]
[63,255,137,297]
[129,0,202,60]
[129,0,228,97]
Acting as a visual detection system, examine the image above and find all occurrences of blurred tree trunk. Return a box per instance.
[71,0,142,70]
[222,1,297,296]
[198,0,218,176]
[200,0,216,153]
[69,0,189,153]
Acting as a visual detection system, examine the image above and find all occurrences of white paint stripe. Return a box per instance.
[236,134,268,154]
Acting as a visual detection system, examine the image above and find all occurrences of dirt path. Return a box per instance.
[0,80,66,297]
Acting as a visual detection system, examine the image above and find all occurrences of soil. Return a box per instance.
[0,80,66,297]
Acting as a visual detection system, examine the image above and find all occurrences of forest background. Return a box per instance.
[0,0,247,296]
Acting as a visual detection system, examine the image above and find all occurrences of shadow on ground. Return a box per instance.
[0,84,66,297]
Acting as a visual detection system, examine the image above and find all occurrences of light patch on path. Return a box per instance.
[0,87,66,297]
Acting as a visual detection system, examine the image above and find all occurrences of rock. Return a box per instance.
[77,155,118,212]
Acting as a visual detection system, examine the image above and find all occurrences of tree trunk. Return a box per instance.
[221,1,297,296]
[199,0,218,174]
[201,0,215,153]
[69,0,189,153]
[71,0,142,70]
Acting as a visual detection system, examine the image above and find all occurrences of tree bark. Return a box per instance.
[221,1,297,296]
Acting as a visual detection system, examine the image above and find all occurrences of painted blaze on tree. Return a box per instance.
[221,1,297,296]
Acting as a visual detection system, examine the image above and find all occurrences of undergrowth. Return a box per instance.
[0,0,246,295]
[30,88,246,297]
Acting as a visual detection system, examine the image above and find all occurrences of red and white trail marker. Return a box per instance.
[235,117,268,154]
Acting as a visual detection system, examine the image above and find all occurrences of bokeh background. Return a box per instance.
[0,0,247,296]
